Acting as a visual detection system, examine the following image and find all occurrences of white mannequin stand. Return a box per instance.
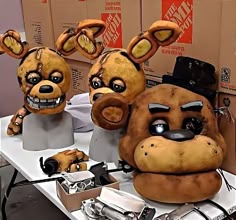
[88,125,124,166]
[22,111,74,151]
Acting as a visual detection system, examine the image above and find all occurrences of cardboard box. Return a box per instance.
[21,0,55,49]
[218,93,236,174]
[87,0,141,50]
[141,0,222,77]
[218,0,236,95]
[65,59,92,100]
[50,0,90,62]
[145,74,162,88]
[56,175,119,212]
[51,0,141,62]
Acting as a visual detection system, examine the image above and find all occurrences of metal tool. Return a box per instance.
[81,198,137,220]
[154,203,195,220]
[92,199,136,220]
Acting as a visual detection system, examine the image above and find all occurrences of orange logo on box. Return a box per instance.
[162,0,193,44]
[101,13,122,48]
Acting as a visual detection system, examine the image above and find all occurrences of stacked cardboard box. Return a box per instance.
[141,0,222,78]
[218,0,236,95]
[51,0,141,61]
[218,0,236,174]
[50,0,90,63]
[21,0,55,49]
[86,0,141,50]
[65,59,92,100]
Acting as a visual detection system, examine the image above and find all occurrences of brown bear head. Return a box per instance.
[119,84,226,203]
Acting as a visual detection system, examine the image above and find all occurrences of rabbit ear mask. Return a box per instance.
[127,20,182,64]
[0,29,30,59]
[55,19,182,63]
[56,19,106,60]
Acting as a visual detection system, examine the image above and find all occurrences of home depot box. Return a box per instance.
[218,93,236,174]
[50,0,90,63]
[56,175,119,212]
[65,59,92,100]
[87,0,141,50]
[21,0,55,49]
[218,0,236,95]
[142,0,222,77]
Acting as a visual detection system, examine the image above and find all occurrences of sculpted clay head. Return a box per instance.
[119,84,226,203]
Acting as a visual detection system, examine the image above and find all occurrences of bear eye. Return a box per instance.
[91,77,103,89]
[49,72,63,83]
[182,117,203,135]
[149,119,169,135]
[26,72,42,85]
[110,79,126,93]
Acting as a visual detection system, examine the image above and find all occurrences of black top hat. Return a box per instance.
[162,56,217,102]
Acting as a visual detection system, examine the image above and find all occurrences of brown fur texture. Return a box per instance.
[0,30,29,58]
[18,47,71,114]
[47,149,89,173]
[88,49,146,131]
[1,30,72,134]
[88,49,146,105]
[79,19,181,130]
[119,84,226,203]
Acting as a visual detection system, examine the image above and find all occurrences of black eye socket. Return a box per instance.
[49,72,63,83]
[26,72,41,85]
[182,117,203,135]
[110,79,126,93]
[149,119,169,135]
[91,77,103,89]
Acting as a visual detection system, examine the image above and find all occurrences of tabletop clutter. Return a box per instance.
[0,18,235,220]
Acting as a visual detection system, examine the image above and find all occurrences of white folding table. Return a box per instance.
[1,115,236,220]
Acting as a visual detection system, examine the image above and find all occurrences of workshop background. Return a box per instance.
[1,0,236,219]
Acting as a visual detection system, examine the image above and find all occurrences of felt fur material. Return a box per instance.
[119,84,226,203]
[0,30,73,135]
[17,47,71,114]
[83,19,181,164]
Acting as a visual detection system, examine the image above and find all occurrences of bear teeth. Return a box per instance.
[26,95,64,109]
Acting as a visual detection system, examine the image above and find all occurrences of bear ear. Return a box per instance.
[74,19,106,60]
[56,19,106,60]
[55,27,77,56]
[76,19,106,38]
[0,30,30,59]
[127,20,182,64]
[148,20,182,46]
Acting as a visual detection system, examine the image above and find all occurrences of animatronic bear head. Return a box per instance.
[117,83,227,203]
[56,19,182,129]
[0,30,71,115]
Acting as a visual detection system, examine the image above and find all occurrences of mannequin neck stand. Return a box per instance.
[22,111,74,151]
[89,125,124,166]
